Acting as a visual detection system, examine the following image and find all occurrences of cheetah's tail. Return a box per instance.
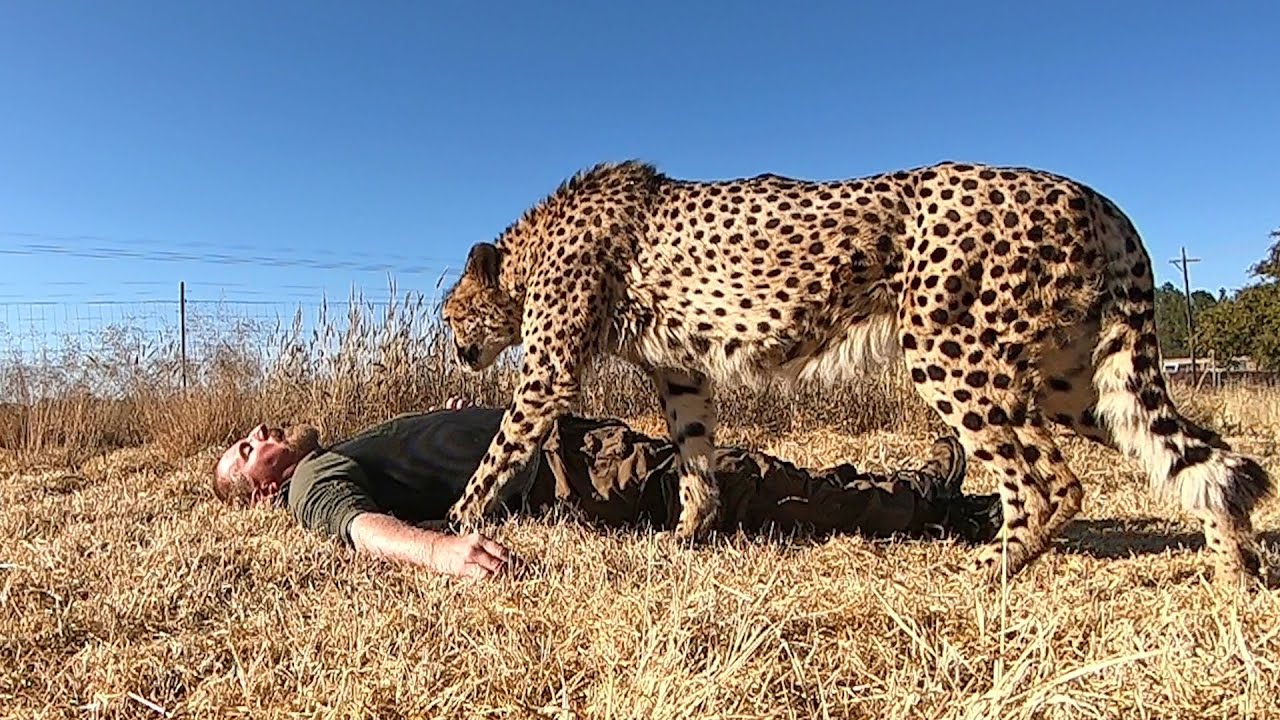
[1088,199,1273,521]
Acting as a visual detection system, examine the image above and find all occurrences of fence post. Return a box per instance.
[180,281,188,390]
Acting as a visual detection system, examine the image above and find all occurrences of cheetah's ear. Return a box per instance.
[464,242,501,288]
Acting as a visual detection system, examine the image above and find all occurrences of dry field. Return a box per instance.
[3,297,1279,719]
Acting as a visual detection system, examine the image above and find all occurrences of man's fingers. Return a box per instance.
[481,538,511,562]
[478,550,506,573]
[459,562,494,579]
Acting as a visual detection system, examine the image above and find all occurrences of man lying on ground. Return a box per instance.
[212,398,1002,579]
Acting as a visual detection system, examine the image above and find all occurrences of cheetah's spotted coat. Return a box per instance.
[440,160,1273,586]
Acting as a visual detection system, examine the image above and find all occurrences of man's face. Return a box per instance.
[215,423,321,506]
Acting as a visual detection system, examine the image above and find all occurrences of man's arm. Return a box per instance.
[287,449,512,577]
[347,513,511,578]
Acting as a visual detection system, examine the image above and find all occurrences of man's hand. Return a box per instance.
[347,513,513,578]
[429,531,512,578]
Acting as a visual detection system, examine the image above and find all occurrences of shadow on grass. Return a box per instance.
[1057,517,1279,559]
[1057,517,1280,589]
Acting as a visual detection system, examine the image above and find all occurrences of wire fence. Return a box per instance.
[0,297,410,364]
[0,283,462,403]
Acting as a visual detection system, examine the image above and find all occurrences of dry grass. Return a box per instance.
[3,291,1279,718]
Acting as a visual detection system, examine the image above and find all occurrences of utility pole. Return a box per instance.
[180,281,188,391]
[1170,247,1201,383]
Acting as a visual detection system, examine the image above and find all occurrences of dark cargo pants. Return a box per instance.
[523,415,950,538]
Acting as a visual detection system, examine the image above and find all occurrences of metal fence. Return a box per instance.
[1167,368,1280,388]
[0,282,455,398]
[0,297,391,361]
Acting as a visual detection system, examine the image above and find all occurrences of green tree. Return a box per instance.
[1154,282,1216,358]
[1198,229,1280,371]
[1251,228,1280,279]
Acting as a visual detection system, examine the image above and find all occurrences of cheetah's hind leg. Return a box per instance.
[900,340,1057,580]
[653,367,722,540]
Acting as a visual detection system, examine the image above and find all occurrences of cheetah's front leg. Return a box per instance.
[653,368,722,539]
[447,361,580,527]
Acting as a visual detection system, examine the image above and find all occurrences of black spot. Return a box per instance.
[667,381,698,396]
[911,367,927,383]
[1139,387,1163,411]
[1047,377,1072,392]
[927,365,946,381]
[1151,417,1179,436]
[962,412,984,431]
[1170,445,1213,477]
[940,341,962,358]
[936,400,954,414]
[987,407,1009,425]
[965,371,989,388]
[902,334,918,350]
[1022,446,1041,464]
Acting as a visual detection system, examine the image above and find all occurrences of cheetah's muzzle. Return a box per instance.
[456,343,481,370]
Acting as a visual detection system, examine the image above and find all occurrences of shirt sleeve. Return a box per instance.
[286,451,382,547]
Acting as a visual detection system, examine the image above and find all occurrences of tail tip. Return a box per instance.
[1225,455,1275,517]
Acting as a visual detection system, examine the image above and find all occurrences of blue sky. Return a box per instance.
[1,1,1277,314]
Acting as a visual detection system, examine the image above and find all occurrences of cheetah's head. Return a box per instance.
[442,242,521,371]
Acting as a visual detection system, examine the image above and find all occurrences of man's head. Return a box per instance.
[441,241,521,371]
[213,423,322,507]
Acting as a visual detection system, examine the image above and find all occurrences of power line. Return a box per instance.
[0,244,463,276]
[0,231,466,276]
[0,229,468,267]
[0,298,440,307]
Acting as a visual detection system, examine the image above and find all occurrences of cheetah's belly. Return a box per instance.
[615,278,901,389]
[771,312,901,385]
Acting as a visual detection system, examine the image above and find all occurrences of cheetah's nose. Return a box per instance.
[457,343,480,367]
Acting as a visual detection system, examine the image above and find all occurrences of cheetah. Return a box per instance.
[440,159,1273,587]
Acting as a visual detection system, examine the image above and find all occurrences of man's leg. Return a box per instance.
[518,412,999,542]
[522,415,679,529]
[714,437,1002,542]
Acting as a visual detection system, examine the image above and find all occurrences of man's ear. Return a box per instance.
[464,242,501,287]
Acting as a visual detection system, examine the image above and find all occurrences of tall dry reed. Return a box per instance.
[1,289,940,464]
[5,287,1275,466]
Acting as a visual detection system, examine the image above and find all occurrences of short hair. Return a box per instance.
[212,459,254,507]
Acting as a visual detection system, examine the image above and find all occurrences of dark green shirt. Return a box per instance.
[284,409,533,546]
